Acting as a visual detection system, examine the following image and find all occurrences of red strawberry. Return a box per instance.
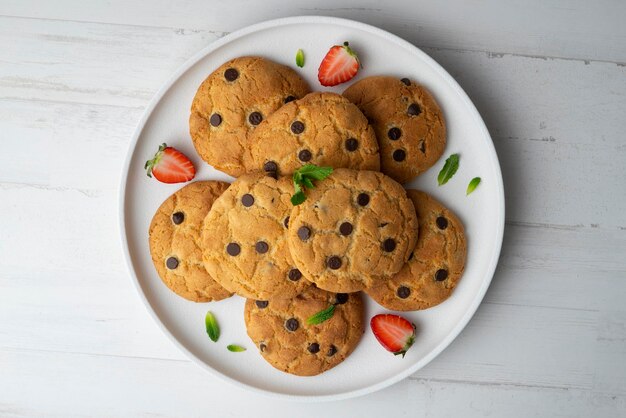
[144,143,195,184]
[318,41,360,87]
[370,314,416,357]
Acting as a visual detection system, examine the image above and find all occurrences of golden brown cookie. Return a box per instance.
[148,181,233,302]
[366,190,466,310]
[244,286,364,376]
[343,76,446,183]
[287,169,418,293]
[201,172,311,300]
[245,92,380,175]
[190,57,310,177]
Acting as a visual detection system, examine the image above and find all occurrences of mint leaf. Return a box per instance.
[437,154,460,186]
[290,164,333,206]
[291,191,306,205]
[227,344,246,352]
[205,311,219,342]
[467,177,481,195]
[302,177,315,189]
[298,164,333,180]
[306,305,336,325]
[296,49,305,68]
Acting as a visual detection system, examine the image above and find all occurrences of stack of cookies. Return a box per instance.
[148,56,467,376]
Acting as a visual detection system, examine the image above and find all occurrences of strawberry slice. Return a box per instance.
[370,314,416,357]
[318,41,360,87]
[144,143,195,184]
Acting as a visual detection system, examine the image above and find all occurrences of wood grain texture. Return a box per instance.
[1,0,625,62]
[1,1,625,416]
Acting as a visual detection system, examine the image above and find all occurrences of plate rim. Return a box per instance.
[118,15,505,402]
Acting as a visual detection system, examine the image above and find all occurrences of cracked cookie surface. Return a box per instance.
[201,172,311,300]
[244,286,364,376]
[366,190,466,310]
[287,168,418,293]
[343,76,446,183]
[148,181,233,302]
[245,92,380,175]
[190,56,310,177]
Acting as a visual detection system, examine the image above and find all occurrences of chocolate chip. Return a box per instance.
[388,127,402,140]
[255,300,268,309]
[397,286,411,299]
[166,257,178,269]
[283,216,290,228]
[307,343,320,354]
[436,216,448,230]
[285,318,299,332]
[209,113,222,127]
[383,238,396,252]
[284,95,296,103]
[345,138,359,151]
[357,193,370,206]
[298,226,311,241]
[407,103,421,116]
[408,251,414,261]
[327,256,342,269]
[288,268,302,281]
[435,269,449,281]
[266,171,277,179]
[291,121,305,134]
[226,243,240,256]
[401,78,411,86]
[339,222,353,236]
[255,241,269,254]
[393,149,406,162]
[171,212,184,225]
[248,112,263,125]
[298,149,312,162]
[335,293,349,305]
[224,68,239,81]
[241,193,254,207]
[263,161,278,173]
[327,345,338,356]
[259,343,266,352]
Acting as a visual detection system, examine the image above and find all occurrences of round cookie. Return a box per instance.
[366,190,466,310]
[245,92,380,175]
[201,172,311,300]
[244,286,364,376]
[343,76,446,184]
[190,56,310,177]
[148,181,233,302]
[287,168,419,293]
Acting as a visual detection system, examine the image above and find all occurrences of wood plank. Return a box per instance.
[1,348,624,417]
[0,0,625,62]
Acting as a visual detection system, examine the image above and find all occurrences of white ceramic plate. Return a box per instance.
[119,16,504,401]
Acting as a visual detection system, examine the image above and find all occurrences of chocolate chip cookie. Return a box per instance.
[287,168,419,293]
[201,172,311,300]
[190,57,310,177]
[244,286,364,376]
[148,181,233,302]
[245,92,380,175]
[343,76,446,183]
[366,190,466,310]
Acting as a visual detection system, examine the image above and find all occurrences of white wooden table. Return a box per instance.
[1,1,625,416]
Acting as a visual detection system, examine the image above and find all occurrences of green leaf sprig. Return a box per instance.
[437,153,460,186]
[227,344,246,352]
[291,164,333,205]
[296,49,305,68]
[306,305,336,325]
[205,311,220,342]
[466,177,481,195]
